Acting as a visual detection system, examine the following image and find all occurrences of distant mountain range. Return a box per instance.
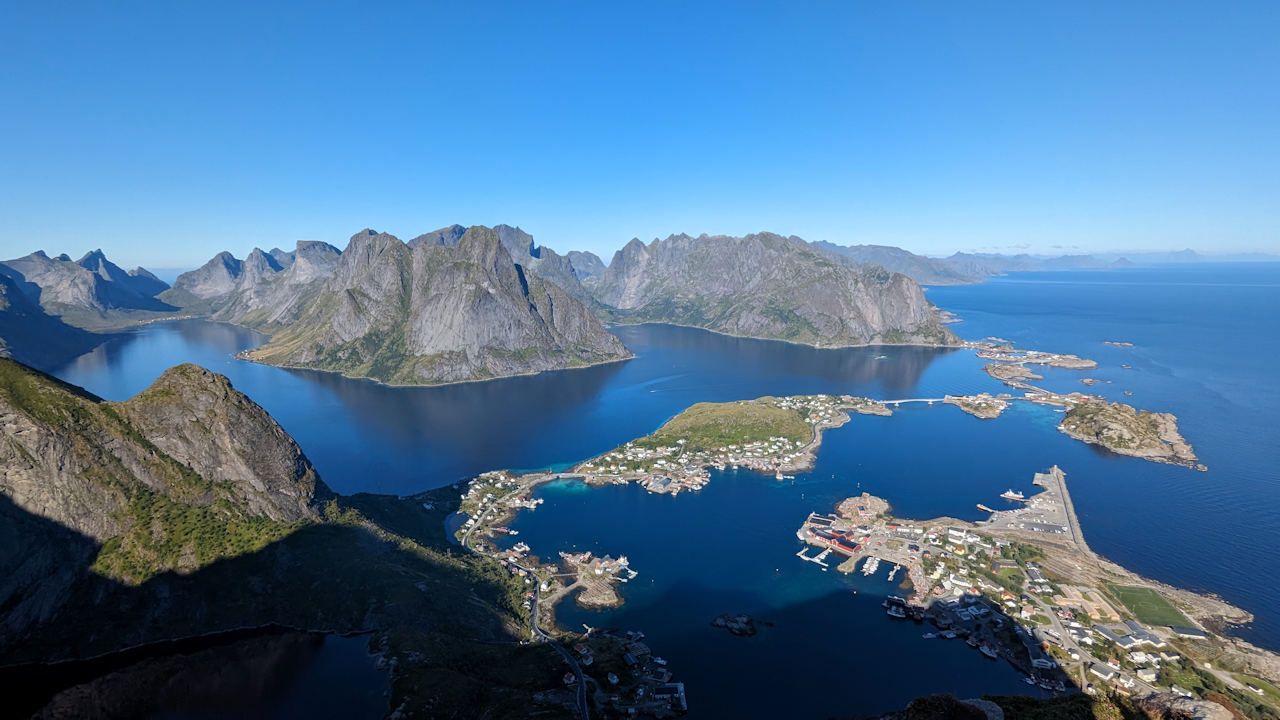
[0,249,180,369]
[152,225,956,384]
[5,229,1269,383]
[0,249,175,329]
[813,245,1277,286]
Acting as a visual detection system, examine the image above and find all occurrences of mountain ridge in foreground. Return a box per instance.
[0,357,576,718]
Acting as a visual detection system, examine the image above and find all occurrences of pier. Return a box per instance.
[796,548,830,568]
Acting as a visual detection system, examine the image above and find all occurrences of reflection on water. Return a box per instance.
[19,632,386,720]
[51,321,958,494]
[614,324,946,390]
[281,355,629,452]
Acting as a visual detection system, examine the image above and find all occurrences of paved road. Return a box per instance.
[460,483,590,719]
[515,559,590,720]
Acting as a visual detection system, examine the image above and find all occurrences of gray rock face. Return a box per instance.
[161,251,243,304]
[0,361,325,538]
[492,224,596,304]
[268,247,296,268]
[116,364,327,521]
[163,242,343,332]
[408,224,466,249]
[0,274,105,370]
[0,249,172,313]
[813,242,985,286]
[588,232,957,346]
[567,250,607,281]
[126,266,170,297]
[0,358,329,647]
[246,227,632,385]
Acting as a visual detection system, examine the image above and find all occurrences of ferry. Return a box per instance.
[1000,489,1026,501]
[886,605,907,619]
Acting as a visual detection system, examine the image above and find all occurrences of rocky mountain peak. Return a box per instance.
[495,224,538,259]
[408,224,466,249]
[117,363,329,522]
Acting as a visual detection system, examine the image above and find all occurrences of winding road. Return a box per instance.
[460,478,591,719]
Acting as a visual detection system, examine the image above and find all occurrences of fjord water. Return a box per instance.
[49,264,1280,715]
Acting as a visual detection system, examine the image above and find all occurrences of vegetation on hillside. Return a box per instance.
[630,397,813,454]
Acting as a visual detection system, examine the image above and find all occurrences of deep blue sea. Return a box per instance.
[47,263,1280,717]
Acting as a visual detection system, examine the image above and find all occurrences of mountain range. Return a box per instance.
[0,249,174,329]
[582,232,956,346]
[237,226,630,385]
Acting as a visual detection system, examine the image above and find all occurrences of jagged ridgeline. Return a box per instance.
[0,358,565,716]
[582,232,958,346]
[160,226,959,386]
[166,226,631,385]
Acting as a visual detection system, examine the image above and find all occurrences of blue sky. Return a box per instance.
[1,1,1277,268]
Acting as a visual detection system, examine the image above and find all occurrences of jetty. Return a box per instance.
[796,548,830,568]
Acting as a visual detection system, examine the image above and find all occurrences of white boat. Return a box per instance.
[1000,489,1025,501]
[886,605,907,619]
[921,632,937,639]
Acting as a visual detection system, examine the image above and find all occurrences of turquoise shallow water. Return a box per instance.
[43,263,1280,715]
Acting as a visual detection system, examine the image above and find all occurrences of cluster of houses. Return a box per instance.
[578,630,688,717]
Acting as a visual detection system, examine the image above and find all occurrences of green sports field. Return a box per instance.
[1106,584,1192,627]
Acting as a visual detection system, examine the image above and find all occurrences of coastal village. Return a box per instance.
[794,467,1276,717]
[449,340,1257,718]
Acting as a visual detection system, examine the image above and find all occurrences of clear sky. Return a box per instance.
[2,1,1277,269]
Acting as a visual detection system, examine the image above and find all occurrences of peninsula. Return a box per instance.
[795,467,1279,718]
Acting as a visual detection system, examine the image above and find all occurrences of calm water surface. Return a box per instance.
[48,264,1280,715]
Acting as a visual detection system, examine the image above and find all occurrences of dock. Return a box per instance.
[796,548,830,568]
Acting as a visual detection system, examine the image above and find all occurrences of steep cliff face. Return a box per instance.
[0,274,106,371]
[159,252,245,313]
[566,250,607,281]
[493,224,596,305]
[210,241,342,331]
[588,232,957,346]
[0,359,332,644]
[160,242,343,331]
[116,364,328,521]
[245,227,631,385]
[0,360,326,538]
